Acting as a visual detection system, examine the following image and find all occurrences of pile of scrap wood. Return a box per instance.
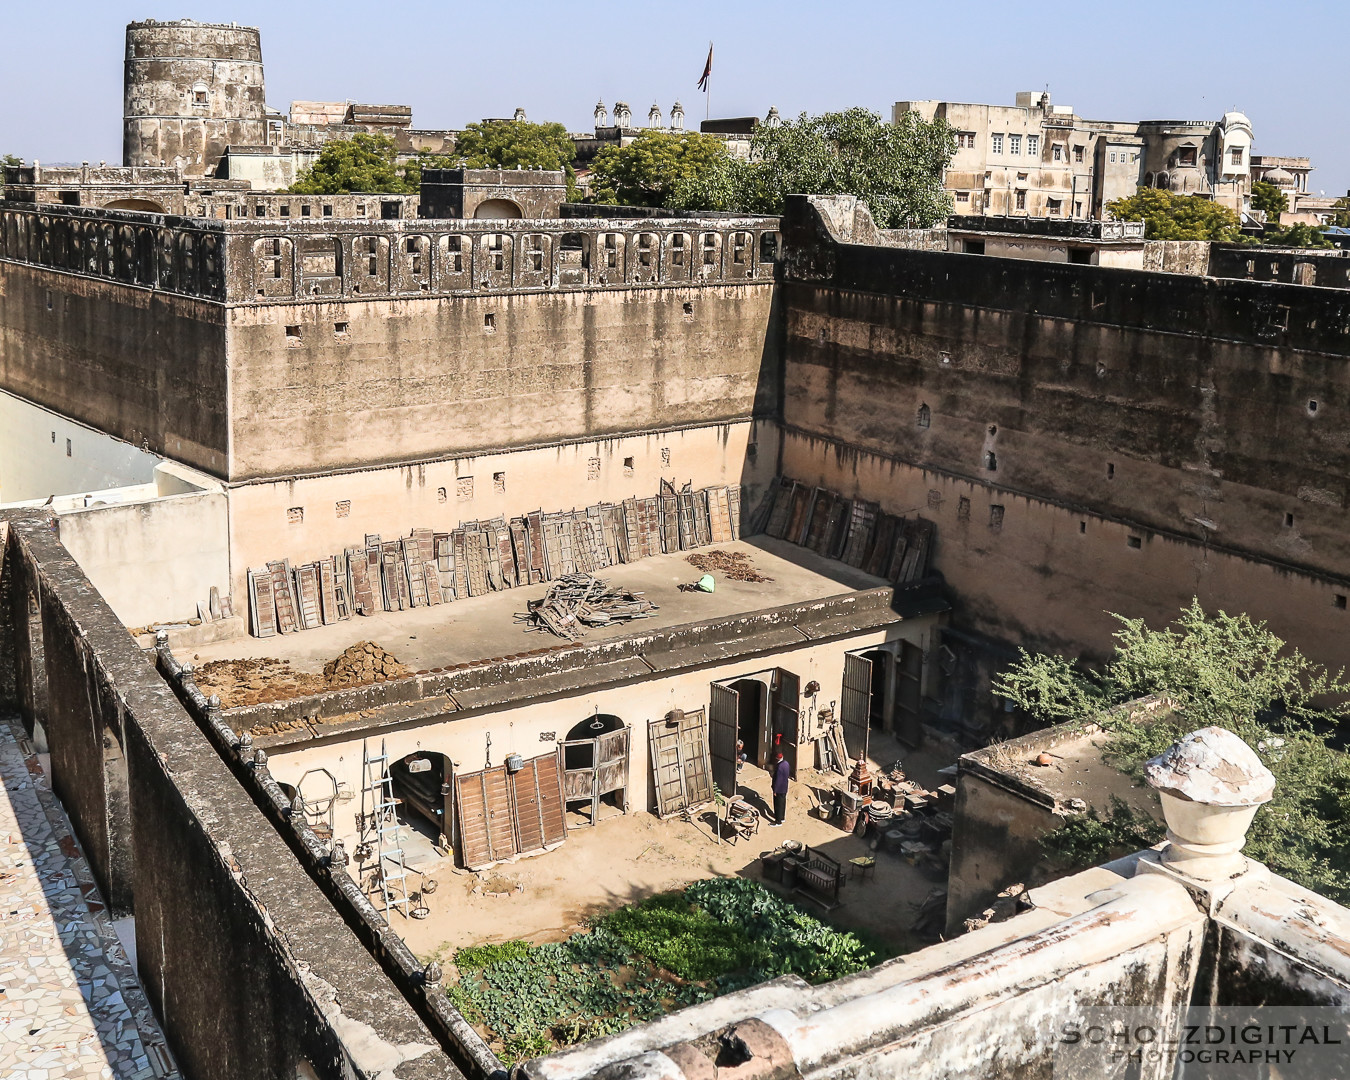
[684,549,772,582]
[246,481,740,638]
[519,574,658,640]
[751,477,935,586]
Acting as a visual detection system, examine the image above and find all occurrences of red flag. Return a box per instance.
[697,43,713,92]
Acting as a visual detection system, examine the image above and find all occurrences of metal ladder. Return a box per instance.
[360,739,411,919]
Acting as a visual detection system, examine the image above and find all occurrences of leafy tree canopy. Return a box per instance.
[667,108,956,229]
[290,133,419,194]
[589,130,732,207]
[1106,188,1244,241]
[1250,180,1289,223]
[2,153,22,167]
[1262,221,1333,249]
[993,600,1350,902]
[452,120,576,172]
[1331,196,1350,229]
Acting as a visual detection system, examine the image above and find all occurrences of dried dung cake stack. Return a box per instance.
[323,642,411,688]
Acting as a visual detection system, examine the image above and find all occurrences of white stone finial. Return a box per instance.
[670,101,685,130]
[513,107,527,123]
[614,101,631,129]
[594,99,608,127]
[1144,727,1274,881]
[648,102,663,129]
[765,106,781,128]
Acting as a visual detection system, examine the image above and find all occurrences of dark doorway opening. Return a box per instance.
[862,649,890,731]
[731,679,766,766]
[390,751,452,842]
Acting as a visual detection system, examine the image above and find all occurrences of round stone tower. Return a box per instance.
[123,19,267,177]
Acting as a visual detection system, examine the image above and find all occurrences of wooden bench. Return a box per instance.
[792,848,843,910]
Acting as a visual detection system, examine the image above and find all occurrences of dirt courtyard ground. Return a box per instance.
[391,730,954,966]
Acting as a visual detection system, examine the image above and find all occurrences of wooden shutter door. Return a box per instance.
[679,709,713,808]
[772,670,800,777]
[841,653,872,761]
[709,683,740,797]
[509,758,547,854]
[896,641,924,748]
[649,720,685,817]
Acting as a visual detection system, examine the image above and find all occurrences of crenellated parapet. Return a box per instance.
[0,203,782,304]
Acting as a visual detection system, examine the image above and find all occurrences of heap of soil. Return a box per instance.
[194,657,327,709]
[324,641,411,688]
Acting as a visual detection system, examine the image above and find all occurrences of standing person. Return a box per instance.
[771,749,790,826]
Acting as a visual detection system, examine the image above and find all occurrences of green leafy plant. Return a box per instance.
[1106,188,1244,241]
[589,129,732,208]
[1250,180,1289,223]
[667,108,956,229]
[1261,222,1333,249]
[290,133,419,194]
[444,878,874,1061]
[1042,796,1165,869]
[994,599,1350,901]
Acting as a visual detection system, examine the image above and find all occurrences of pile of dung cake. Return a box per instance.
[323,641,411,688]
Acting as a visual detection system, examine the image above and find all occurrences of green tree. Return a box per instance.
[1106,188,1244,241]
[1250,180,1289,223]
[589,130,732,207]
[452,120,576,171]
[668,108,956,229]
[1330,196,1350,229]
[993,600,1350,902]
[2,153,22,167]
[1262,221,1333,249]
[290,133,419,195]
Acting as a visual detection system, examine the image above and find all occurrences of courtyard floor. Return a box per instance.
[392,729,953,967]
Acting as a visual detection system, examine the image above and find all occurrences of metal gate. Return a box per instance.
[841,652,872,761]
[709,683,740,797]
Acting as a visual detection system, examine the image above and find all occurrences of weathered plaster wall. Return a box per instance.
[1,513,463,1080]
[227,285,778,479]
[224,419,775,601]
[780,432,1350,672]
[0,263,229,475]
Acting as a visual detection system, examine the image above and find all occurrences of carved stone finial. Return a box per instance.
[1144,727,1274,880]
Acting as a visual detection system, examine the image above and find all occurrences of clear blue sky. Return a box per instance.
[4,0,1347,195]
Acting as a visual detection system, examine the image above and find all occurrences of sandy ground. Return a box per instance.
[390,730,954,965]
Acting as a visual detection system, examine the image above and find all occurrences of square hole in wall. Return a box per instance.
[1308,400,1319,415]
[456,476,474,501]
[65,438,72,458]
[988,504,1005,530]
[1335,594,1347,610]
[436,486,447,503]
[322,204,333,217]
[1285,512,1295,528]
[683,301,694,320]
[285,325,302,346]
[623,456,635,475]
[927,489,942,510]
[1080,520,1087,534]
[279,205,290,217]
[287,506,304,525]
[334,321,349,336]
[50,431,55,443]
[957,496,971,521]
[1127,535,1142,549]
[493,471,506,494]
[301,205,311,217]
[587,457,602,480]
[484,313,496,333]
[1107,462,1115,479]
[660,447,671,467]
[335,500,351,518]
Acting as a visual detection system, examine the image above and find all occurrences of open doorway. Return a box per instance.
[861,649,891,731]
[389,751,452,846]
[562,714,630,826]
[730,679,768,766]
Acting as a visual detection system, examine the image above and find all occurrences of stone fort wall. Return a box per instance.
[779,196,1350,677]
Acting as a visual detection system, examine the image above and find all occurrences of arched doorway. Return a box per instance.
[562,714,630,825]
[388,751,452,843]
[473,198,523,219]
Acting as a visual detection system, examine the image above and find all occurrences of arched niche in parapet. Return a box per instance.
[726,229,754,280]
[557,231,589,287]
[200,232,223,297]
[662,230,692,282]
[350,234,390,296]
[472,198,524,219]
[252,236,295,298]
[697,230,723,281]
[436,232,472,291]
[103,198,168,214]
[631,231,660,284]
[36,214,52,267]
[397,233,432,293]
[594,230,625,285]
[756,229,780,278]
[477,231,514,290]
[518,231,552,288]
[114,224,138,283]
[157,229,176,291]
[134,226,156,285]
[298,235,343,298]
[48,216,70,269]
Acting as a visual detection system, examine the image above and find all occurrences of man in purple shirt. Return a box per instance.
[770,750,790,826]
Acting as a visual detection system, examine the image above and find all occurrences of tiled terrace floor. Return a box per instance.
[0,713,179,1080]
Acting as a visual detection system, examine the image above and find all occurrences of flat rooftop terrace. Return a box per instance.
[183,537,940,744]
[192,536,891,674]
